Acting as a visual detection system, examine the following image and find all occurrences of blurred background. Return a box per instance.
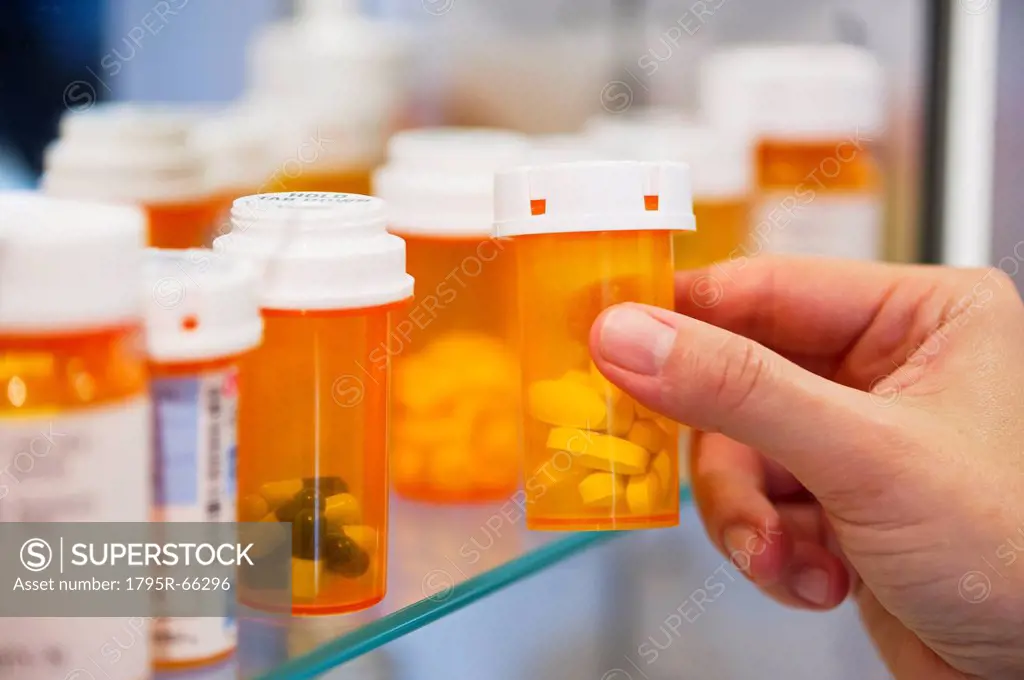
[0,0,1016,678]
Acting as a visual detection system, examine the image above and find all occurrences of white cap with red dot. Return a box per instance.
[213,192,414,311]
[492,161,695,237]
[0,191,145,332]
[142,249,263,363]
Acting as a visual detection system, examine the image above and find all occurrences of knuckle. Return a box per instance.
[711,336,772,414]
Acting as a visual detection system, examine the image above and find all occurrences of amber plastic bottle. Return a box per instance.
[494,162,694,531]
[0,192,150,679]
[216,192,413,614]
[42,104,221,249]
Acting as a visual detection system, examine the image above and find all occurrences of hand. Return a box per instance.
[590,256,1024,680]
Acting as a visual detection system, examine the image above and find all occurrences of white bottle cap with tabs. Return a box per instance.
[373,127,530,237]
[42,103,209,205]
[192,105,275,196]
[143,249,263,363]
[700,44,885,142]
[213,192,414,311]
[493,161,695,237]
[0,191,145,332]
[584,113,753,200]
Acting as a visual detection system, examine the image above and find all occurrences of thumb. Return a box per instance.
[590,303,900,498]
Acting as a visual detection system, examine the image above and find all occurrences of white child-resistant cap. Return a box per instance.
[192,105,275,196]
[213,192,414,311]
[0,191,145,332]
[493,161,695,237]
[700,44,885,142]
[527,134,604,164]
[42,103,209,205]
[143,249,263,363]
[584,113,753,200]
[373,127,530,237]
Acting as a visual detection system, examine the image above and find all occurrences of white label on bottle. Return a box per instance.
[151,369,237,663]
[750,192,883,261]
[0,398,150,680]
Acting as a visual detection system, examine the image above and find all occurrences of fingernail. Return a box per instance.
[598,306,676,376]
[722,524,761,574]
[791,567,830,606]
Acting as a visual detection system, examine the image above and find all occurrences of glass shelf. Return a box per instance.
[159,488,691,680]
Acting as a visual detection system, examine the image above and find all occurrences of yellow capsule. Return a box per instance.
[239,494,270,522]
[603,394,634,437]
[626,472,662,515]
[528,379,607,429]
[324,493,361,529]
[651,449,673,495]
[635,401,659,420]
[547,427,650,475]
[291,557,323,601]
[578,471,627,508]
[344,525,377,554]
[531,449,586,488]
[627,419,666,453]
[561,369,592,386]
[589,360,624,403]
[259,479,303,510]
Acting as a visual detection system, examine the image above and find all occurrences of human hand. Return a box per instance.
[590,256,1024,680]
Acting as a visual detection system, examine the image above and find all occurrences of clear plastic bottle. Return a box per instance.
[215,192,413,614]
[0,192,150,679]
[42,104,222,249]
[143,249,262,668]
[373,128,526,503]
[701,45,885,260]
[494,162,693,531]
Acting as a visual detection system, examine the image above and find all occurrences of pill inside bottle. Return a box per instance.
[494,161,694,531]
[215,191,413,615]
[373,127,527,503]
[41,104,222,249]
[142,248,262,668]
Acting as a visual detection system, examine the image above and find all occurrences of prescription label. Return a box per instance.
[152,368,237,523]
[751,193,883,261]
[151,369,238,663]
[0,399,150,680]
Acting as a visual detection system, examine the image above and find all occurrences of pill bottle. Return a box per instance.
[193,106,277,232]
[42,104,221,249]
[373,128,526,503]
[0,192,150,679]
[216,192,413,614]
[494,162,693,531]
[584,112,753,270]
[246,2,409,197]
[143,249,262,668]
[701,45,885,260]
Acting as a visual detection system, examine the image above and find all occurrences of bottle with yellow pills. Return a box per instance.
[0,192,150,680]
[494,161,693,531]
[374,128,527,504]
[216,192,413,614]
[42,104,222,249]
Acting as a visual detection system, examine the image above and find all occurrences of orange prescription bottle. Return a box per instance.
[42,104,222,249]
[193,107,276,232]
[373,128,527,503]
[701,45,885,260]
[246,5,408,196]
[0,192,150,679]
[494,162,694,531]
[584,113,753,270]
[143,249,262,668]
[215,192,413,614]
